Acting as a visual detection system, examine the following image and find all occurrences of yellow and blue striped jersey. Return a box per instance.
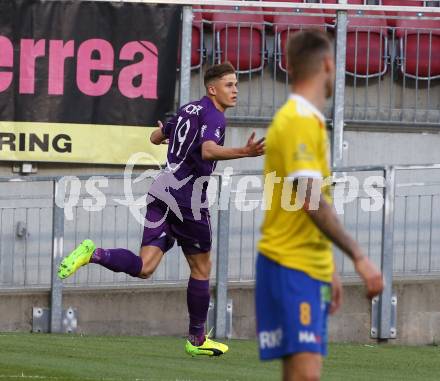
[258,94,334,283]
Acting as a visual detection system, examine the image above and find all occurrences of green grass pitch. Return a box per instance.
[0,333,440,380]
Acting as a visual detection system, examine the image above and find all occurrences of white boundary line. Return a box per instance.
[0,376,148,381]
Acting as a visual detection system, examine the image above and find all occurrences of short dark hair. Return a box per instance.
[287,29,333,83]
[204,62,236,87]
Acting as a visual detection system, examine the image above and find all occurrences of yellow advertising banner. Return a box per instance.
[0,121,167,165]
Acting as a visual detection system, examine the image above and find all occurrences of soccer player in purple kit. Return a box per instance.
[57,62,265,357]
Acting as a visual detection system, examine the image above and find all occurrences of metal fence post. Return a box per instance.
[50,179,64,333]
[179,5,193,107]
[332,0,348,169]
[378,166,396,339]
[215,175,230,339]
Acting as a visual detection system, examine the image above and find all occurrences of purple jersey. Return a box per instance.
[152,96,226,209]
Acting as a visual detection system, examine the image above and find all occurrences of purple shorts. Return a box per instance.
[141,196,212,255]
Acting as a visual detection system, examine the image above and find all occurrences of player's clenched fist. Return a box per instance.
[354,256,384,299]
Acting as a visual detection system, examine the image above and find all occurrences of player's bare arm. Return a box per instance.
[300,179,384,298]
[330,270,342,314]
[150,120,168,145]
[201,132,265,161]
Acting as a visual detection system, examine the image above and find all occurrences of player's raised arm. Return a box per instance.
[201,132,265,161]
[301,178,384,299]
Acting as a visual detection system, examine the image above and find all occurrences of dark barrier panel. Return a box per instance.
[0,0,180,164]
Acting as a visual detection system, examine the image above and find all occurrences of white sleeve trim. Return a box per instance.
[286,169,323,181]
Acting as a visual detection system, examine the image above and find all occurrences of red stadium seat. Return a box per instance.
[177,7,204,70]
[264,0,303,24]
[322,0,364,24]
[201,4,215,22]
[191,10,204,69]
[395,13,440,79]
[212,6,266,73]
[381,0,424,27]
[272,8,326,72]
[346,11,388,77]
[381,0,423,4]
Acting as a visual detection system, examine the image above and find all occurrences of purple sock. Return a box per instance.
[90,248,142,278]
[187,277,210,346]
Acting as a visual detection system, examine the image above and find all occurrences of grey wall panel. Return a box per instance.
[1,165,440,290]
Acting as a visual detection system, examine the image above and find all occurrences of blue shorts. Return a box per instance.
[255,253,331,360]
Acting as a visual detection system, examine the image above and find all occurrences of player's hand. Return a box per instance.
[243,131,265,157]
[354,256,384,299]
[157,120,169,144]
[330,271,343,315]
